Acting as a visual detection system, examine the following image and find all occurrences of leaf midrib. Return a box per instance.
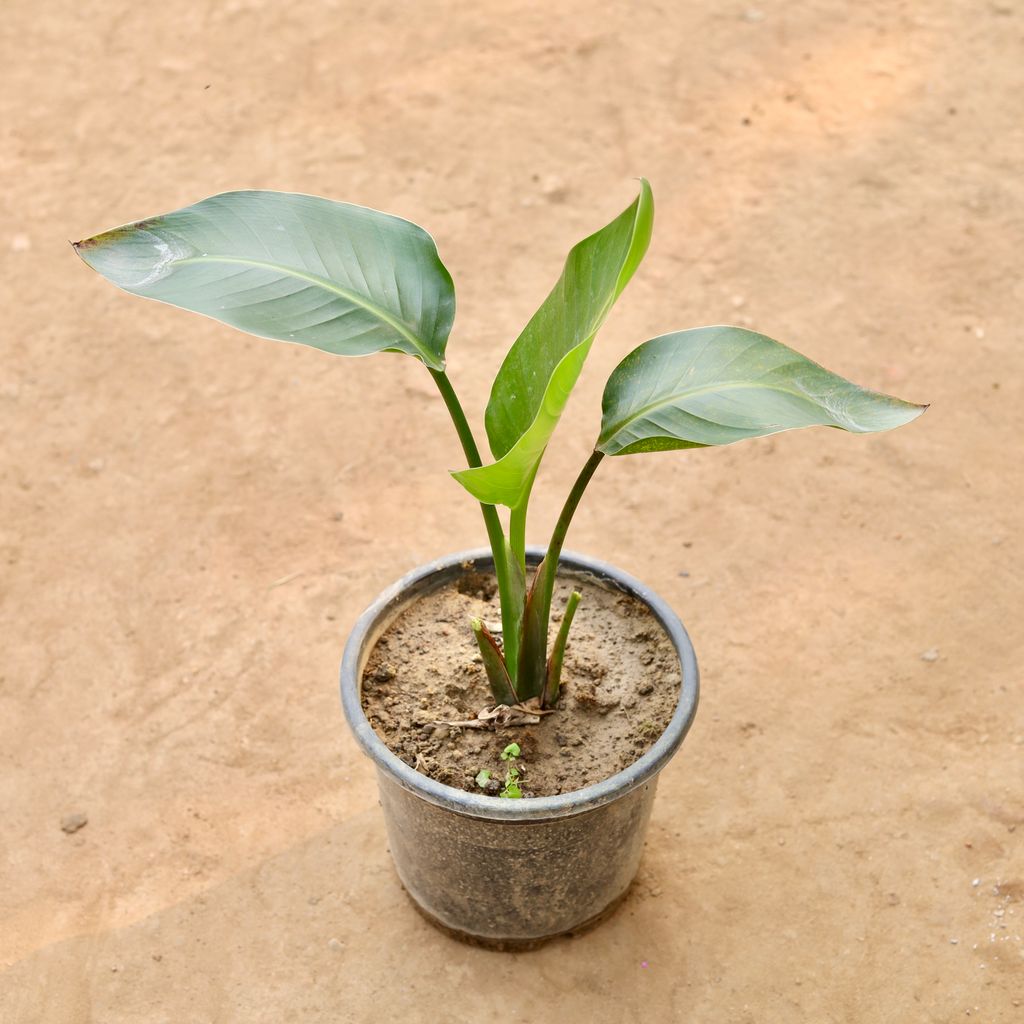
[178,254,441,368]
[600,376,846,446]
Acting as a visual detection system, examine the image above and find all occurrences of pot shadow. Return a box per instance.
[2,809,705,1023]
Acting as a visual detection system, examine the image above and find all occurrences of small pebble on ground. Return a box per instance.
[60,812,88,834]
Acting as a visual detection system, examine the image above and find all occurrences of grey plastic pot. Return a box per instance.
[340,547,699,950]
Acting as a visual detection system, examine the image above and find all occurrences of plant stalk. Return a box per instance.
[538,449,605,611]
[508,463,538,576]
[428,368,516,651]
[509,504,527,574]
[517,449,605,700]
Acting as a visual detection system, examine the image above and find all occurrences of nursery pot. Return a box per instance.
[340,548,699,949]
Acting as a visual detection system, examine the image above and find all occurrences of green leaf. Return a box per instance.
[73,190,454,370]
[598,326,927,456]
[500,742,521,760]
[452,179,653,507]
[544,589,581,707]
[475,769,492,788]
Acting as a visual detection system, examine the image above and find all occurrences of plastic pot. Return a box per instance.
[340,547,699,949]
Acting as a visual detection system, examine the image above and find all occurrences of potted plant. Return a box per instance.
[74,180,925,948]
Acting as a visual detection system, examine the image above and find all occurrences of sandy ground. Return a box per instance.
[1,0,1022,1020]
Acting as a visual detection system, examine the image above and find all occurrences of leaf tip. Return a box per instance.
[896,400,929,426]
[71,235,104,272]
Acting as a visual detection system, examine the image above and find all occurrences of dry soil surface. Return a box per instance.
[361,571,681,796]
[2,1,1022,1021]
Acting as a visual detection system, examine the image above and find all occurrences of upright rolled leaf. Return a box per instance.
[452,179,653,507]
[544,589,581,708]
[598,326,927,455]
[470,618,519,707]
[73,190,455,370]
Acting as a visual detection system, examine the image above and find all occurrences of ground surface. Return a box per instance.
[1,1,1022,1020]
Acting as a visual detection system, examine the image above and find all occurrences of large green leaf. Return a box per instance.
[598,326,927,455]
[73,190,455,370]
[452,179,653,507]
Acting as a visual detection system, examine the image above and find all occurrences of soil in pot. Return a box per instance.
[360,568,681,797]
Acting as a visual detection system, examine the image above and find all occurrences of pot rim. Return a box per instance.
[340,547,699,822]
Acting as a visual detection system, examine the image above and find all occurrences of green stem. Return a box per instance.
[518,449,605,701]
[429,368,485,468]
[509,505,527,573]
[428,368,515,646]
[501,536,525,684]
[538,450,605,611]
[504,464,538,680]
[507,462,538,575]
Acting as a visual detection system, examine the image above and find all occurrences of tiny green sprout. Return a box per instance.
[500,773,522,800]
[497,742,524,798]
[74,181,927,727]
[475,768,492,788]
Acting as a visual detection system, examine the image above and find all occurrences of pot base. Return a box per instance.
[402,881,633,951]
